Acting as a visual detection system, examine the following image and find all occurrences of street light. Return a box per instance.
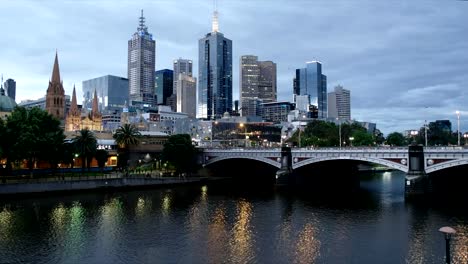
[336,118,341,149]
[210,121,218,147]
[424,120,428,147]
[439,226,456,264]
[240,123,248,148]
[410,130,419,145]
[464,133,468,145]
[456,111,460,146]
[349,137,354,147]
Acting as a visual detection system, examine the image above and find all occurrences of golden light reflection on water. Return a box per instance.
[229,199,254,263]
[51,203,67,231]
[294,223,320,264]
[207,206,228,263]
[162,194,171,215]
[201,185,208,201]
[135,197,151,219]
[0,208,14,241]
[452,224,468,263]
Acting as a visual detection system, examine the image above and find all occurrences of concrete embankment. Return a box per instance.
[0,177,207,196]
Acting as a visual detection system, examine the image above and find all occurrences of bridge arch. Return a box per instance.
[204,156,281,169]
[292,156,408,172]
[425,158,468,174]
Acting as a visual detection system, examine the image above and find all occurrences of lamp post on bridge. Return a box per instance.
[424,120,428,147]
[464,133,468,146]
[336,117,342,149]
[410,130,419,145]
[240,123,248,148]
[210,121,218,147]
[455,110,460,146]
[349,137,354,147]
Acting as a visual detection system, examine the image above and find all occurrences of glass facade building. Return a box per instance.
[294,61,327,118]
[4,79,16,101]
[198,11,232,120]
[82,75,129,112]
[128,10,156,106]
[155,69,174,105]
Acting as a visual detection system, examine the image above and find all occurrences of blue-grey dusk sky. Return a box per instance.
[0,0,467,134]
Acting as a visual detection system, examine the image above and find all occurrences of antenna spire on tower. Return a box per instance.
[212,0,219,32]
[138,9,147,32]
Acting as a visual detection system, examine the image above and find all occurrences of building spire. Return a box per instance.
[212,0,219,33]
[92,89,99,115]
[51,51,61,83]
[138,9,148,32]
[69,84,79,116]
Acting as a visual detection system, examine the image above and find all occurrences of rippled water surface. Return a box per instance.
[0,171,467,264]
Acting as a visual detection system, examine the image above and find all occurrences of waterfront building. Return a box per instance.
[294,61,327,118]
[65,86,102,131]
[46,52,66,120]
[239,55,276,117]
[4,78,16,101]
[262,101,295,123]
[155,69,173,105]
[328,85,351,120]
[198,9,233,119]
[176,74,197,118]
[82,75,129,112]
[173,58,193,94]
[128,10,156,106]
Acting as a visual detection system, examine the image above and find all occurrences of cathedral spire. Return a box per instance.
[69,84,79,116]
[92,89,99,115]
[51,51,61,83]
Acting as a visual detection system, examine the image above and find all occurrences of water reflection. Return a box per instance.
[0,207,14,242]
[452,223,468,263]
[207,206,229,263]
[229,199,254,263]
[294,223,320,264]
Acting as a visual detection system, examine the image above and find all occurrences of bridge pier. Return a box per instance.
[405,145,431,198]
[276,147,293,186]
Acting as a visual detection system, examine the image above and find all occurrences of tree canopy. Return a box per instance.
[162,134,197,174]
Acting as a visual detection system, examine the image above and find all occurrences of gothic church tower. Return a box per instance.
[46,52,65,120]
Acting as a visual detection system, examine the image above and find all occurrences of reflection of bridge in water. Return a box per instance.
[199,146,468,197]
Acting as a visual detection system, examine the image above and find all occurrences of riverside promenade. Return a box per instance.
[0,172,206,195]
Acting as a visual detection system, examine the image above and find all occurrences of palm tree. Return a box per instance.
[72,129,97,172]
[113,124,141,169]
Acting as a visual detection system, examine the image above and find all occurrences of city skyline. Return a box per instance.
[0,1,467,133]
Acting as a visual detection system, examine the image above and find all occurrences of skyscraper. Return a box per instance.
[128,10,156,106]
[294,61,327,118]
[198,9,232,120]
[240,55,276,116]
[176,74,197,118]
[173,58,193,94]
[4,78,16,101]
[155,69,173,105]
[328,85,351,120]
[82,75,129,112]
[46,52,65,120]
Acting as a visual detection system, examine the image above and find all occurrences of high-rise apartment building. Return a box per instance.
[240,55,276,116]
[4,78,16,101]
[294,61,327,118]
[128,10,156,106]
[198,10,232,120]
[328,85,351,120]
[82,75,129,112]
[173,58,193,94]
[176,74,197,118]
[155,69,174,105]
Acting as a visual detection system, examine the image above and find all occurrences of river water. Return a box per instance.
[0,171,466,264]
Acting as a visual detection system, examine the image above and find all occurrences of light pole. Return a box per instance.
[298,126,302,148]
[336,118,341,148]
[439,226,456,264]
[456,111,460,146]
[424,120,428,147]
[410,130,419,145]
[464,133,468,145]
[349,137,354,147]
[210,121,218,147]
[240,123,248,148]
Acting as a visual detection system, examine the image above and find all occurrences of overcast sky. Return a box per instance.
[0,0,467,134]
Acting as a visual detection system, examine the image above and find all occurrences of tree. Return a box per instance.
[113,124,141,169]
[162,134,197,175]
[72,129,97,172]
[5,107,64,175]
[386,132,406,146]
[351,130,375,146]
[95,149,109,173]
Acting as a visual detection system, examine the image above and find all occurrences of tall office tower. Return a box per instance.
[239,55,276,116]
[155,69,174,105]
[328,85,351,120]
[176,74,197,117]
[294,61,327,118]
[173,58,193,94]
[198,9,232,120]
[46,52,66,120]
[128,10,156,106]
[4,78,16,101]
[82,75,129,112]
